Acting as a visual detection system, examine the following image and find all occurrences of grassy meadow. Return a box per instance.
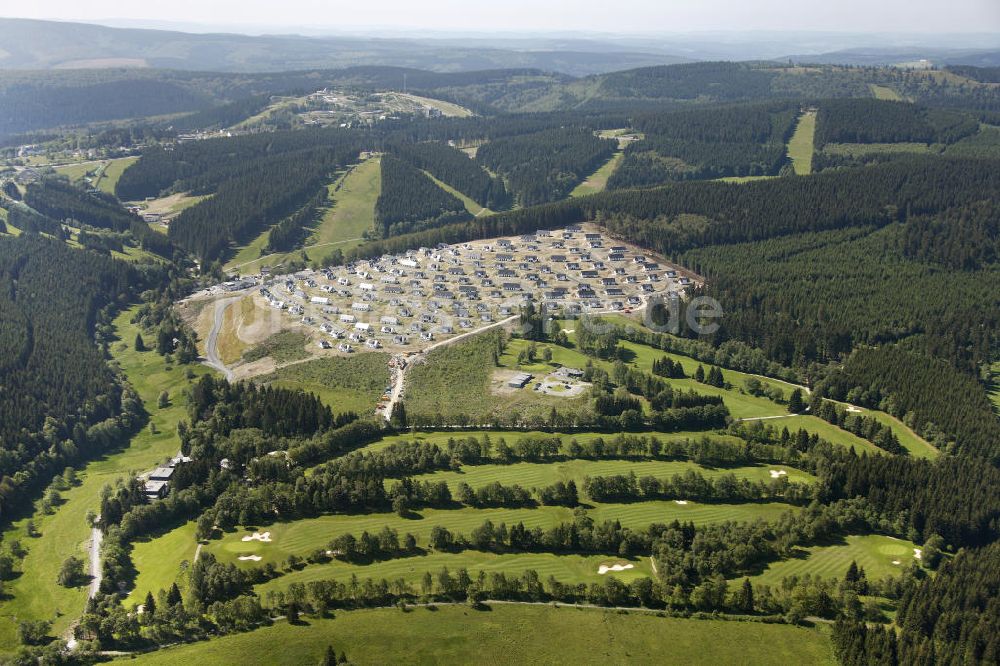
[259,353,391,415]
[571,152,624,196]
[787,110,816,175]
[131,604,836,666]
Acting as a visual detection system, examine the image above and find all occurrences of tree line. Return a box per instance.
[391,141,510,210]
[374,155,470,238]
[476,127,616,205]
[609,101,798,187]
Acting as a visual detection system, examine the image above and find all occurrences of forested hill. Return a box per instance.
[0,18,674,75]
[349,156,1000,262]
[345,157,1000,462]
[5,60,1000,139]
[0,233,139,517]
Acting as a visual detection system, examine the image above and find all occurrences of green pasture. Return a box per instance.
[131,603,835,665]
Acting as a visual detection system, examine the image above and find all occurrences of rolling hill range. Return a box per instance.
[0,18,688,75]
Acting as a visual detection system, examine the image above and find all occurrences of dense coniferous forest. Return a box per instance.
[374,155,470,237]
[347,156,1000,265]
[115,128,364,200]
[263,187,328,253]
[609,102,798,187]
[586,62,779,103]
[6,205,66,237]
[817,346,1000,462]
[165,94,275,132]
[392,141,510,209]
[23,178,172,255]
[168,146,355,260]
[0,234,139,516]
[476,127,616,205]
[0,78,212,138]
[813,99,980,146]
[682,221,999,369]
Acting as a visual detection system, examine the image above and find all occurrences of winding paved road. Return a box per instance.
[88,526,103,599]
[205,296,241,381]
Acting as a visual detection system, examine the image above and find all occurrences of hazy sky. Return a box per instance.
[7,0,1000,34]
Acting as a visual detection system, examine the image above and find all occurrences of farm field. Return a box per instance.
[203,501,800,569]
[0,306,213,653]
[52,156,138,191]
[131,604,836,665]
[133,191,211,225]
[571,151,624,196]
[787,110,816,175]
[260,353,391,415]
[53,160,97,182]
[716,174,776,183]
[746,535,920,587]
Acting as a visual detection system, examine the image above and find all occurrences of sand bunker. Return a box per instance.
[675,500,689,505]
[242,531,272,543]
[769,469,788,479]
[892,560,901,565]
[846,405,863,413]
[598,563,635,575]
[238,555,262,562]
[914,548,923,560]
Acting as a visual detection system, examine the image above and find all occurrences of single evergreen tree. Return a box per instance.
[166,582,182,607]
[736,578,754,613]
[389,401,407,429]
[788,388,805,414]
[134,332,145,352]
[845,560,860,584]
